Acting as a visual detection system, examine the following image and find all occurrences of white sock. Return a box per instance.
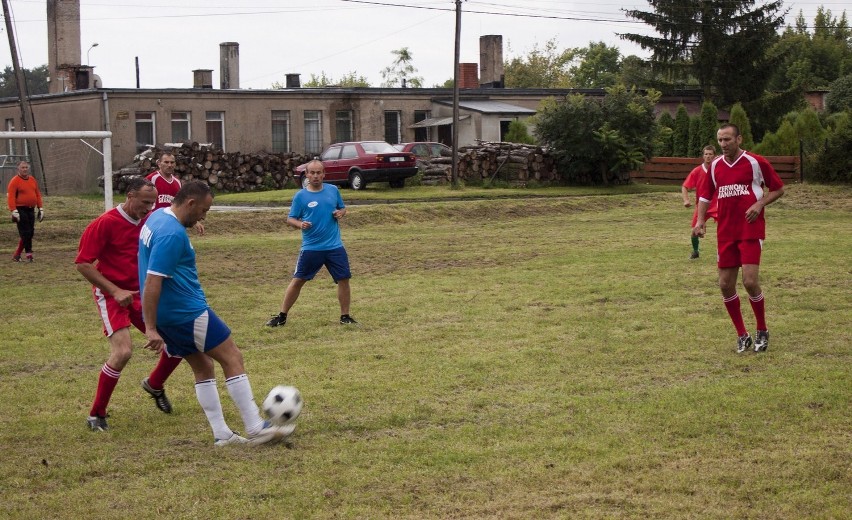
[225,374,265,436]
[195,379,233,440]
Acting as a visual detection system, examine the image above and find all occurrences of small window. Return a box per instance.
[171,111,191,143]
[384,111,401,144]
[206,111,225,150]
[135,112,156,153]
[335,110,354,143]
[340,144,358,159]
[414,110,430,142]
[321,145,341,161]
[271,110,290,153]
[304,110,323,155]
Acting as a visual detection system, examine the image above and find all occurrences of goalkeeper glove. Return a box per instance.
[37,207,44,222]
[11,209,19,222]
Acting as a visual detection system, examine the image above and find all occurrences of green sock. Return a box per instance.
[691,236,700,252]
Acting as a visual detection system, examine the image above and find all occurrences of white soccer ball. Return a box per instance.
[262,385,303,426]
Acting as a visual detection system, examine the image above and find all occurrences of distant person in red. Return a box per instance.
[6,161,43,262]
[693,124,785,354]
[75,178,177,431]
[146,152,204,234]
[681,145,718,259]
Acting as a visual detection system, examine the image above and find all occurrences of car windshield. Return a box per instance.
[361,142,397,154]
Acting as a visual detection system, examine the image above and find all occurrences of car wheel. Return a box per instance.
[389,179,405,189]
[349,171,365,190]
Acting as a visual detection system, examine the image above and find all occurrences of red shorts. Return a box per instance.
[717,239,762,269]
[92,287,145,337]
[691,208,718,227]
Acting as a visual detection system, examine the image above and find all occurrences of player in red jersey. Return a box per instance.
[681,145,718,259]
[693,124,785,354]
[147,152,204,234]
[76,178,177,431]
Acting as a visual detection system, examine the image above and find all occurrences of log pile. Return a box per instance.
[109,143,309,193]
[418,141,558,185]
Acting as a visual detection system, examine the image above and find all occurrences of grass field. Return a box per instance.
[0,184,849,519]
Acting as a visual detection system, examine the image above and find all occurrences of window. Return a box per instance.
[384,111,401,144]
[340,144,358,159]
[304,110,323,155]
[414,110,430,142]
[171,111,191,143]
[206,111,225,150]
[135,112,156,153]
[335,110,353,143]
[321,145,341,161]
[271,110,291,153]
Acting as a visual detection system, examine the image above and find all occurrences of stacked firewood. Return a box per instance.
[109,142,309,193]
[419,141,557,185]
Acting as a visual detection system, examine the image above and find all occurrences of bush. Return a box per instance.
[504,120,536,144]
[825,74,852,113]
[811,116,852,183]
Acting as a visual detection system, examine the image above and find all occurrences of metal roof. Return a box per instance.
[433,99,537,114]
[409,115,470,128]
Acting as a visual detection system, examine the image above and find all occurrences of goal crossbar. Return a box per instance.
[0,131,114,210]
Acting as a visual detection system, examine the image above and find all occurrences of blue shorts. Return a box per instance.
[293,246,351,282]
[157,307,232,358]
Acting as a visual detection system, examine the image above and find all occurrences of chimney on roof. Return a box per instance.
[46,0,83,94]
[193,69,213,89]
[286,73,301,88]
[459,63,479,89]
[220,42,239,89]
[479,35,504,88]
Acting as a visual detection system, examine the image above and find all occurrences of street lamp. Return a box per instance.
[86,43,99,65]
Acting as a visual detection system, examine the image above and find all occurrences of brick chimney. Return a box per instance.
[458,63,479,89]
[479,35,504,88]
[219,42,239,89]
[47,0,82,94]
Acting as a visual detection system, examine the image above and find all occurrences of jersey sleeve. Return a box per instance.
[288,192,304,219]
[758,155,785,191]
[7,176,18,210]
[697,163,715,203]
[34,179,43,207]
[334,186,345,210]
[75,217,106,264]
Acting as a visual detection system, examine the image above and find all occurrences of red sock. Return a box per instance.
[749,292,767,331]
[13,239,23,257]
[147,351,183,389]
[723,293,748,337]
[90,363,121,417]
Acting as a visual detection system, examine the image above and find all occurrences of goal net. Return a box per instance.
[0,131,114,210]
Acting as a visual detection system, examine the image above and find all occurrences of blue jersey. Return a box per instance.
[288,184,345,251]
[138,208,208,326]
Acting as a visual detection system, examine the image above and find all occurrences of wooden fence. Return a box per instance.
[630,156,800,185]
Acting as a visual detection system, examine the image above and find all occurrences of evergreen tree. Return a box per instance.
[825,74,852,113]
[655,111,675,156]
[698,101,719,151]
[672,104,690,156]
[728,103,755,149]
[0,65,49,97]
[688,115,701,157]
[621,1,786,106]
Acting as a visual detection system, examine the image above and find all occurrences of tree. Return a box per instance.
[728,102,755,149]
[812,114,852,183]
[0,65,49,98]
[569,42,622,89]
[672,104,690,156]
[621,1,786,106]
[504,120,535,144]
[618,55,652,89]
[825,74,852,113]
[504,38,575,88]
[380,47,423,88]
[655,111,675,156]
[698,100,719,151]
[688,115,701,157]
[533,85,658,184]
[283,71,370,88]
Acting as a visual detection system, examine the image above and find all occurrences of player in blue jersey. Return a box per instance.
[266,159,357,327]
[139,180,290,446]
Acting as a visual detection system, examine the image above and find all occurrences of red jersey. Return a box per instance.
[146,171,181,209]
[75,204,144,291]
[698,151,784,241]
[683,163,717,222]
[7,174,43,209]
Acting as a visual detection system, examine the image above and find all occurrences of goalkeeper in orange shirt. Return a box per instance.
[6,161,43,262]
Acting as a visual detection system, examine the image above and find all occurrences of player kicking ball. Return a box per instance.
[139,180,289,445]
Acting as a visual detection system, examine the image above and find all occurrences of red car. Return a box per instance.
[295,141,418,190]
[394,142,452,168]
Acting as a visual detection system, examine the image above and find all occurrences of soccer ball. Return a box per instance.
[262,385,303,425]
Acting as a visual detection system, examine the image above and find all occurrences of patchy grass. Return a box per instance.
[0,184,849,519]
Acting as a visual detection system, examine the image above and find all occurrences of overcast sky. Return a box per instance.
[0,0,836,90]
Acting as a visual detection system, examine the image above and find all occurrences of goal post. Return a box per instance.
[0,130,114,210]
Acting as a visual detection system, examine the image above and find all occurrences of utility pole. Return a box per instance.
[451,0,463,187]
[2,0,43,190]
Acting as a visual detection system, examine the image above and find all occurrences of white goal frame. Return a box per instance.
[0,130,113,210]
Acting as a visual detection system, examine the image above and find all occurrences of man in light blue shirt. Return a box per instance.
[140,180,294,446]
[266,160,358,327]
